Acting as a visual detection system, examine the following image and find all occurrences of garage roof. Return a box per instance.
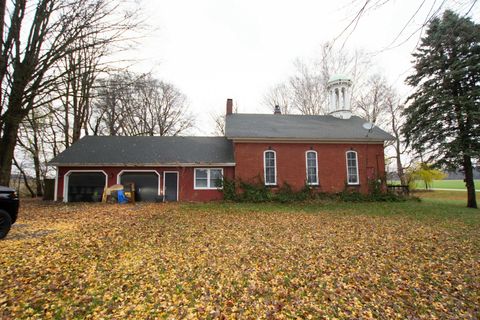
[225,114,394,141]
[49,136,235,166]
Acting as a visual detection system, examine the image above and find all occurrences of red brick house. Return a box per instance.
[50,76,393,202]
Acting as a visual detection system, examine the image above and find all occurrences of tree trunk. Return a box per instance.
[0,112,23,186]
[33,149,43,197]
[395,139,406,185]
[13,157,35,197]
[0,64,29,186]
[463,155,477,209]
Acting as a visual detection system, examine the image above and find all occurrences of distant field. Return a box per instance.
[389,179,480,190]
[414,190,480,201]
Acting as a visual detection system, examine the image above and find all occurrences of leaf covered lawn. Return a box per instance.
[1,200,479,319]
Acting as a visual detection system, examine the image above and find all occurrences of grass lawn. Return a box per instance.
[414,189,480,202]
[417,179,480,190]
[389,179,480,190]
[1,197,479,319]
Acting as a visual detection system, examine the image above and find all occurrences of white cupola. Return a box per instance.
[327,74,353,119]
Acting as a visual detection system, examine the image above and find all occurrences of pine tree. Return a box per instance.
[403,10,480,209]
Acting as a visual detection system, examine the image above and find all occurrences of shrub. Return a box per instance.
[221,178,237,201]
[339,187,408,203]
[221,179,410,203]
[274,182,311,203]
[406,163,447,190]
[368,178,383,196]
[238,181,271,202]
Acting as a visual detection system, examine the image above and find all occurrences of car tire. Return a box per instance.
[0,209,12,239]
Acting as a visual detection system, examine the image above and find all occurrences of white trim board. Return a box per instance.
[50,162,236,167]
[163,171,179,202]
[231,138,388,143]
[54,167,59,201]
[63,170,108,203]
[117,169,162,196]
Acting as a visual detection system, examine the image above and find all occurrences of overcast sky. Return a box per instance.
[127,0,479,135]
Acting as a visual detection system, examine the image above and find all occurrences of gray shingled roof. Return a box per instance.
[49,136,235,166]
[225,114,395,141]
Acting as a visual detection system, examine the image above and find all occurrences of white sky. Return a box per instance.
[127,0,479,135]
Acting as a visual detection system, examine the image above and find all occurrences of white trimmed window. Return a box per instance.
[346,151,359,185]
[194,168,223,189]
[305,151,318,185]
[264,150,277,185]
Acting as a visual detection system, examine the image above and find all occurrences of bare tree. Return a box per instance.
[289,59,325,115]
[384,92,413,185]
[12,157,35,198]
[262,83,292,114]
[134,78,194,136]
[354,73,391,125]
[90,72,135,136]
[54,32,111,147]
[263,42,371,116]
[92,72,194,137]
[16,109,49,196]
[336,0,477,51]
[0,0,140,186]
[210,102,239,136]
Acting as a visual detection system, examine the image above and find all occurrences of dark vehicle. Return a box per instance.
[0,186,19,239]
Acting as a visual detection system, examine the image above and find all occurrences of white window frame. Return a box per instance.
[194,168,224,190]
[305,150,319,186]
[263,150,277,186]
[346,150,360,185]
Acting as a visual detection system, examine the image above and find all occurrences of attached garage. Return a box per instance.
[118,171,160,202]
[51,136,235,202]
[65,171,107,202]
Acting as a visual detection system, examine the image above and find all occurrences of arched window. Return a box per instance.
[305,151,318,185]
[264,150,277,185]
[346,151,359,185]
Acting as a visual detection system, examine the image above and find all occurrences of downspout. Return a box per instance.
[54,167,58,202]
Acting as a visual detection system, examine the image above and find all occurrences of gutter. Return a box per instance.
[48,162,237,167]
[227,138,390,143]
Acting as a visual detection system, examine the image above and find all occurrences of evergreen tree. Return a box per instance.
[403,10,480,209]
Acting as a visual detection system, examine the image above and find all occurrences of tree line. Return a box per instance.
[0,0,193,197]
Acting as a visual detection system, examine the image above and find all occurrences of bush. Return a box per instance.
[368,178,384,196]
[221,178,237,201]
[338,187,408,203]
[274,182,311,203]
[238,181,271,202]
[222,179,410,203]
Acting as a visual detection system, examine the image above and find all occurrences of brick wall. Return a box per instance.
[55,142,386,201]
[56,166,234,202]
[233,142,386,194]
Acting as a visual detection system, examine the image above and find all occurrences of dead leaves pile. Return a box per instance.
[0,200,479,319]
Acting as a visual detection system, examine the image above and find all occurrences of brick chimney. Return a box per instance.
[226,99,233,115]
[274,105,281,115]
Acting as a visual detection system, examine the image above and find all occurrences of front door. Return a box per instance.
[164,172,178,202]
